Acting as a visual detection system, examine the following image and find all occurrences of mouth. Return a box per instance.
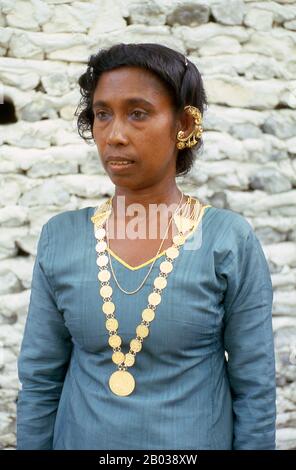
[107,160,136,172]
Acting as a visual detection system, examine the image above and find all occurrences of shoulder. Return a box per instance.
[43,206,95,246]
[202,205,260,268]
[45,206,95,231]
[204,205,254,241]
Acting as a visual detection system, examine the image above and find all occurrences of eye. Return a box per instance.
[96,111,106,120]
[131,110,147,120]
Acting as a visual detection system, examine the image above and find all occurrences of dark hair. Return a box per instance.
[75,43,207,177]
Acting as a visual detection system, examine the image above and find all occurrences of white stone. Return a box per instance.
[244,8,273,31]
[0,324,22,347]
[276,159,296,186]
[270,206,296,217]
[204,104,266,132]
[0,180,21,207]
[249,167,292,193]
[48,25,185,61]
[0,227,29,260]
[76,198,100,210]
[19,179,71,207]
[192,159,246,183]
[276,392,296,414]
[284,19,296,31]
[0,119,73,148]
[52,128,82,146]
[86,0,127,35]
[281,82,296,109]
[273,290,296,316]
[60,105,77,121]
[80,147,108,175]
[0,12,6,27]
[198,53,285,79]
[0,389,18,410]
[173,23,250,49]
[0,269,20,295]
[0,145,80,177]
[166,0,210,27]
[248,190,296,214]
[0,56,67,77]
[241,139,272,164]
[264,243,296,269]
[0,257,34,290]
[0,375,19,390]
[20,94,59,122]
[244,30,296,61]
[0,27,13,49]
[206,75,286,109]
[0,69,39,91]
[0,413,14,435]
[0,289,31,320]
[40,72,70,96]
[276,428,296,450]
[42,0,126,34]
[286,137,296,154]
[43,0,75,3]
[6,0,52,31]
[0,175,41,199]
[199,36,241,56]
[263,110,296,139]
[8,29,44,60]
[56,174,115,198]
[0,433,16,449]
[211,0,246,26]
[1,85,35,119]
[253,216,296,235]
[0,144,87,174]
[42,1,96,33]
[248,2,296,24]
[127,0,167,25]
[224,189,270,215]
[7,27,87,59]
[199,131,247,161]
[1,347,17,367]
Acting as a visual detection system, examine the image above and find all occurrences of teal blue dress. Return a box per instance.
[16,203,276,450]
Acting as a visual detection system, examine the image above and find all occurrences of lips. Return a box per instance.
[108,161,133,165]
[106,156,135,164]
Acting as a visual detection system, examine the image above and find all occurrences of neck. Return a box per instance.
[111,182,183,220]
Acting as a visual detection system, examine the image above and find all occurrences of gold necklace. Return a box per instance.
[105,192,185,294]
[91,196,202,397]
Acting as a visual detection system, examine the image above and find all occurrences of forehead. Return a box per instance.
[92,66,172,106]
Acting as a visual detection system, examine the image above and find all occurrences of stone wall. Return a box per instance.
[0,0,296,450]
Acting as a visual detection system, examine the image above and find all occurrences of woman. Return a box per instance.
[16,43,276,450]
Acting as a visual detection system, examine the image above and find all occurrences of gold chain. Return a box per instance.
[91,195,203,397]
[105,192,185,294]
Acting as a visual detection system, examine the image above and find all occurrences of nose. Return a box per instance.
[106,116,129,146]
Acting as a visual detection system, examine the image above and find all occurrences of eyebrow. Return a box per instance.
[92,97,155,110]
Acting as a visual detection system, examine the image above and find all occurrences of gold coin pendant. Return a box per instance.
[109,370,135,396]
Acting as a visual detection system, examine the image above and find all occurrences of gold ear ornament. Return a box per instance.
[176,105,203,150]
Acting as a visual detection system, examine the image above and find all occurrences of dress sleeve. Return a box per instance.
[222,228,276,450]
[16,222,73,450]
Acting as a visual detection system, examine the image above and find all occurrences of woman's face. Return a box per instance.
[91,66,180,190]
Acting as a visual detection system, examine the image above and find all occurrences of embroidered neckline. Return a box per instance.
[103,204,212,271]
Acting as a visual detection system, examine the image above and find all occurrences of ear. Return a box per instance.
[176,107,195,140]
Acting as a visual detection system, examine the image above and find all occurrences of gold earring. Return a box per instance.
[176,105,203,150]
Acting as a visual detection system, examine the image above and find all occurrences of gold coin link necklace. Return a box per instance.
[91,193,201,397]
[106,192,185,295]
